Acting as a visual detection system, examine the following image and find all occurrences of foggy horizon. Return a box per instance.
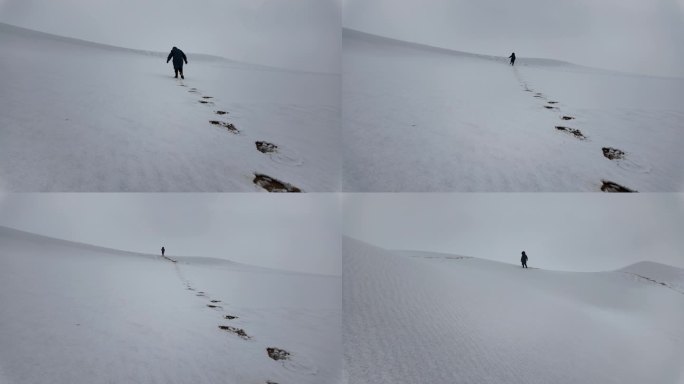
[0,0,341,73]
[343,0,684,78]
[343,194,684,272]
[0,194,342,276]
[345,234,682,272]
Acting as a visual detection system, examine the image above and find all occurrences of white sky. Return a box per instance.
[343,0,684,78]
[343,193,684,272]
[0,193,342,276]
[0,0,340,73]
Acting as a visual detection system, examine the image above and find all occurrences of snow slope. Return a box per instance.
[620,261,684,294]
[344,237,684,384]
[343,29,684,191]
[0,23,340,192]
[0,226,342,384]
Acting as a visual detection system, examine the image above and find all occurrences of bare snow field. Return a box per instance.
[0,226,342,384]
[342,29,684,192]
[0,23,340,192]
[344,237,684,384]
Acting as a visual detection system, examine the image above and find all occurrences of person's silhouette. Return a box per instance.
[166,46,188,79]
[521,251,528,268]
[509,52,516,66]
[161,246,165,257]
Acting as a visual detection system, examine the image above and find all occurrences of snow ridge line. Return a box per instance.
[161,255,177,263]
[620,271,684,295]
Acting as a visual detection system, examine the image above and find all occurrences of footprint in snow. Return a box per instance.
[218,325,251,340]
[602,147,626,160]
[209,120,240,134]
[555,126,587,140]
[256,141,278,154]
[266,347,318,375]
[253,173,302,193]
[600,180,637,193]
[602,148,651,173]
[255,141,304,166]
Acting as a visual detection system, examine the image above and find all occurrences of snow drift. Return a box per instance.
[344,237,684,384]
[343,29,684,191]
[0,23,340,192]
[0,226,342,384]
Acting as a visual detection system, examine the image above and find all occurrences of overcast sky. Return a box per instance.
[0,193,341,276]
[0,0,340,73]
[343,193,684,272]
[344,0,684,78]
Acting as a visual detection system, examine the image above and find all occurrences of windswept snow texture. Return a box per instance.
[343,29,684,191]
[0,23,340,191]
[344,238,684,384]
[0,226,342,384]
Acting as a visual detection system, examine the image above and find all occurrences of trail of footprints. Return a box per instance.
[517,78,638,192]
[178,84,302,192]
[180,278,301,384]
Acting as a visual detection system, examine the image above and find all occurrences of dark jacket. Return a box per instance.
[509,53,516,60]
[167,47,188,68]
[521,252,528,262]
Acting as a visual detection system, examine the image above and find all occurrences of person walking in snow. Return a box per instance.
[161,246,165,257]
[509,52,516,66]
[166,46,188,79]
[521,251,528,268]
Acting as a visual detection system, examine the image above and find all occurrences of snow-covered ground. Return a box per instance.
[343,29,684,191]
[344,237,684,384]
[0,226,342,384]
[0,23,340,192]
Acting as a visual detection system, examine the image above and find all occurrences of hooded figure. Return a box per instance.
[161,246,165,257]
[521,251,528,268]
[509,52,516,66]
[167,47,188,79]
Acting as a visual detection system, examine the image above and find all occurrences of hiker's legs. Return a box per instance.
[180,67,184,79]
[174,68,179,78]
